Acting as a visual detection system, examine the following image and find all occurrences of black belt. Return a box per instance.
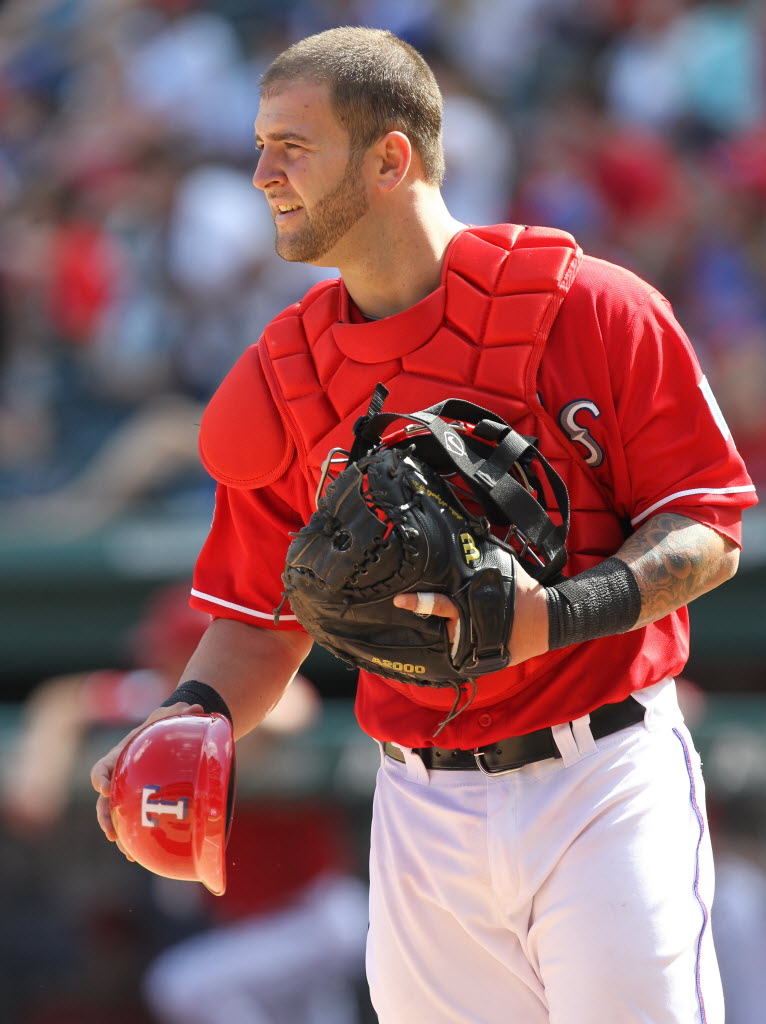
[383,695,645,775]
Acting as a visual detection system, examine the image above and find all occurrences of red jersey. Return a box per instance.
[191,235,757,747]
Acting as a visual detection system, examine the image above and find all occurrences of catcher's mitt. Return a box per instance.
[276,386,569,720]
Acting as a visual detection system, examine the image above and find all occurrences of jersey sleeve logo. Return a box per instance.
[558,400,604,467]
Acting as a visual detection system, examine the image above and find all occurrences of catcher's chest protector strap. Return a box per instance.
[347,387,569,582]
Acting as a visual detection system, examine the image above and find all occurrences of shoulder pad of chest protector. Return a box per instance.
[199,280,340,488]
[199,341,294,489]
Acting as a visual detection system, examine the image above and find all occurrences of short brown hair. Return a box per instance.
[261,27,445,185]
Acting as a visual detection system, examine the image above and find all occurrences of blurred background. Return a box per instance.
[0,0,764,1021]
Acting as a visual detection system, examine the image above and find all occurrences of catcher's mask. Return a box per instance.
[316,384,570,582]
[109,713,235,895]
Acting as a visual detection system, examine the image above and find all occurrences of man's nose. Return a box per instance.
[252,149,283,192]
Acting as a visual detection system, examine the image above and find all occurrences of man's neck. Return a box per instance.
[338,192,467,320]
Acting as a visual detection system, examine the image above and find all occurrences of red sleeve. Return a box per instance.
[611,285,757,544]
[190,460,314,631]
[543,257,757,548]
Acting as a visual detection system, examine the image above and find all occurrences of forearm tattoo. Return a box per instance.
[617,513,738,629]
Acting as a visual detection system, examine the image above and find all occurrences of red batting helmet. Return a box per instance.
[109,713,235,895]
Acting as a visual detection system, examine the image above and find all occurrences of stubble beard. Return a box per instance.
[274,154,370,264]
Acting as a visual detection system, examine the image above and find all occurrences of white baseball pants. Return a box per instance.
[367,679,724,1023]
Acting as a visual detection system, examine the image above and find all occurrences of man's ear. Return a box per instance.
[373,131,412,192]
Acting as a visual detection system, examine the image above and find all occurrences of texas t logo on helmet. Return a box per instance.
[141,786,188,827]
[109,713,235,895]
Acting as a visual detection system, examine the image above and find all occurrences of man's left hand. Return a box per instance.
[393,558,549,667]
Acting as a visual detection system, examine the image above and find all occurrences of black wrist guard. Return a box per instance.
[161,680,233,726]
[547,557,642,651]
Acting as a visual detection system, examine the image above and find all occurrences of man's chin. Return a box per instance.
[275,238,335,266]
[275,246,306,264]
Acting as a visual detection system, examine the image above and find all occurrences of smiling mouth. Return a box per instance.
[276,203,303,216]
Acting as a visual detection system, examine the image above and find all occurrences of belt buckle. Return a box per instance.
[472,748,525,777]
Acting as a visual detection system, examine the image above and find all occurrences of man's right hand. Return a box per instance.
[90,617,314,859]
[90,702,203,859]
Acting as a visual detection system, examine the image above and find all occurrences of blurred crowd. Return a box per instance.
[1,0,765,533]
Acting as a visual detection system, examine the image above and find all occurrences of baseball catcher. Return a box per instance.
[277,385,570,728]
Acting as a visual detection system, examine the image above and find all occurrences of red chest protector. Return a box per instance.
[200,225,629,711]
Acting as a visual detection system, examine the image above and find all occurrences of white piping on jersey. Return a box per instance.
[190,588,298,621]
[631,485,757,527]
[699,376,731,440]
